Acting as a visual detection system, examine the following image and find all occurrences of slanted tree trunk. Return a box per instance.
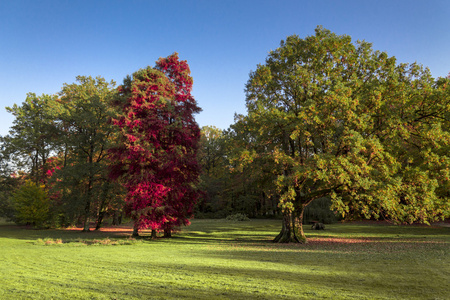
[95,182,111,230]
[95,210,106,231]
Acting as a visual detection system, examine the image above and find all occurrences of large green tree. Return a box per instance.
[54,76,117,231]
[243,27,450,243]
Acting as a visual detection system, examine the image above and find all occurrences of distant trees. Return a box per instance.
[239,26,450,242]
[0,77,123,230]
[196,124,280,218]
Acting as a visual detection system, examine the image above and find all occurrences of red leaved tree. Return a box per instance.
[110,53,201,237]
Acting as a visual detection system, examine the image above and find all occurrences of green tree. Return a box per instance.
[243,27,450,243]
[54,76,117,231]
[197,126,229,215]
[4,93,59,184]
[11,180,50,228]
[199,126,226,177]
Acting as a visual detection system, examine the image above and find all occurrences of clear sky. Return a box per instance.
[1,0,449,136]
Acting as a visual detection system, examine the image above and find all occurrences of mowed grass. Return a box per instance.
[0,218,449,299]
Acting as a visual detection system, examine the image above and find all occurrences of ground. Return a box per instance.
[0,218,448,299]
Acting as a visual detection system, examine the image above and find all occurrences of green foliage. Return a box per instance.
[54,76,118,231]
[226,213,250,221]
[11,180,50,228]
[2,76,123,230]
[197,125,280,218]
[4,93,58,184]
[0,173,20,220]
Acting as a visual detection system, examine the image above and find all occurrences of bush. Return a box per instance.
[12,180,50,228]
[226,213,250,221]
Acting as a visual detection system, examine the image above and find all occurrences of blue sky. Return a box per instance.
[1,0,449,136]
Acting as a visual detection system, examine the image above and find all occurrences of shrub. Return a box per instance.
[226,213,250,221]
[12,180,51,228]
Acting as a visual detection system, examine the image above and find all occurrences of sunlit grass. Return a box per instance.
[0,219,448,299]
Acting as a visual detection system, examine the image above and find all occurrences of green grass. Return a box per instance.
[0,219,448,299]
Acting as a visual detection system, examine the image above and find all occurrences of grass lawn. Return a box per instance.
[0,218,448,299]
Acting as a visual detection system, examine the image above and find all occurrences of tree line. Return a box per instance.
[1,27,449,243]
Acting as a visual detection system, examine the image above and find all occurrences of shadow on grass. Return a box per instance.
[1,219,449,246]
[322,223,450,239]
[108,251,447,300]
[0,224,137,242]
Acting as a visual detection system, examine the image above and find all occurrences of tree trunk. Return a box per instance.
[273,211,302,243]
[82,181,92,232]
[151,230,157,239]
[112,211,118,225]
[163,228,172,238]
[95,210,105,230]
[132,222,139,237]
[95,182,110,230]
[82,151,95,232]
[294,205,307,243]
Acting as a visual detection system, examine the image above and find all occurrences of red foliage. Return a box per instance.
[110,53,201,234]
[38,156,64,202]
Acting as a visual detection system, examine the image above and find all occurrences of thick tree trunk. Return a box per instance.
[151,230,157,239]
[273,212,302,243]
